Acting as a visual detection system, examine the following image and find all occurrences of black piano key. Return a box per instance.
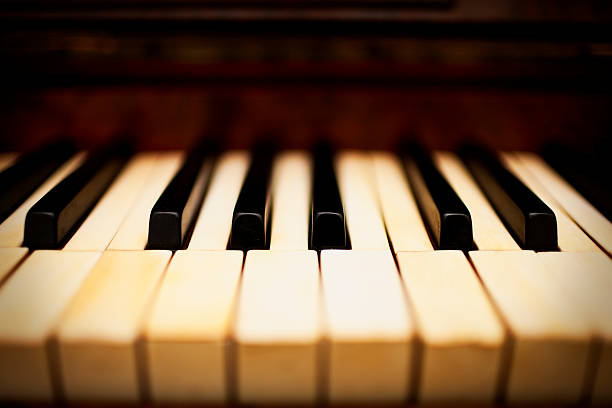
[402,144,473,250]
[23,142,131,249]
[147,142,216,250]
[0,140,75,223]
[542,143,611,222]
[460,145,557,251]
[310,144,346,250]
[229,146,275,250]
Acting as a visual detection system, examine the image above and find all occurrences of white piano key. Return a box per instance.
[64,153,158,251]
[0,247,28,282]
[57,250,171,402]
[269,151,312,250]
[321,250,414,403]
[0,152,17,172]
[336,152,389,250]
[108,152,184,250]
[145,250,242,403]
[188,151,250,250]
[0,250,100,400]
[470,251,592,403]
[501,153,600,252]
[434,151,519,250]
[516,152,612,254]
[397,251,504,403]
[235,250,320,404]
[537,252,612,403]
[0,153,85,248]
[372,152,432,251]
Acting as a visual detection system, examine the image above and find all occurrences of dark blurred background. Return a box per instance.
[0,0,611,151]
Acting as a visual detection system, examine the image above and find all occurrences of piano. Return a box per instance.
[0,0,611,405]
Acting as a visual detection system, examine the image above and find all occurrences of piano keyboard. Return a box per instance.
[0,145,610,405]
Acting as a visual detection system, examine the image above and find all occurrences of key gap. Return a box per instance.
[225,250,245,404]
[0,248,31,287]
[464,253,514,403]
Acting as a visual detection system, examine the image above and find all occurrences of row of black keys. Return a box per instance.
[1,140,572,251]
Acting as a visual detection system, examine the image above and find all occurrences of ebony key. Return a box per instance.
[0,140,74,223]
[147,141,216,250]
[23,141,131,249]
[402,144,473,250]
[229,146,275,250]
[460,145,557,251]
[310,144,346,250]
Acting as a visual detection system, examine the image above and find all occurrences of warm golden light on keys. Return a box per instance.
[64,153,158,251]
[235,250,320,404]
[188,151,250,250]
[470,251,591,403]
[372,152,432,251]
[397,251,504,402]
[321,250,414,403]
[0,247,28,282]
[145,250,242,403]
[109,152,183,250]
[336,152,389,250]
[434,151,519,250]
[0,251,101,400]
[269,151,312,250]
[57,251,171,402]
[516,152,612,254]
[537,252,612,403]
[0,153,85,248]
[501,153,599,252]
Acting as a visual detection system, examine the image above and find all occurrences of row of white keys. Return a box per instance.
[0,153,85,247]
[434,151,520,250]
[397,251,504,402]
[109,152,184,250]
[470,251,592,403]
[57,250,171,402]
[64,153,159,251]
[501,153,600,251]
[336,152,389,250]
[0,251,102,400]
[145,251,242,403]
[515,152,612,254]
[537,252,612,403]
[372,152,432,251]
[188,151,250,250]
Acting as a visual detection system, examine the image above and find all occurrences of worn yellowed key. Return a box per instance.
[269,151,312,250]
[56,251,171,402]
[372,152,432,251]
[235,250,320,404]
[64,153,158,251]
[397,251,504,403]
[0,251,101,400]
[537,252,612,403]
[0,153,85,248]
[188,151,250,250]
[501,153,599,252]
[321,250,414,403]
[336,152,389,250]
[0,247,28,282]
[145,250,242,403]
[109,152,183,250]
[516,152,612,254]
[434,151,519,250]
[470,251,591,403]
